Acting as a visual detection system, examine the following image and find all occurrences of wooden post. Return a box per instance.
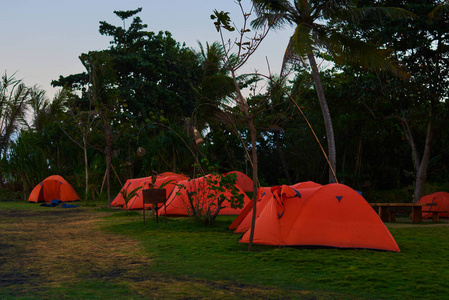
[411,206,422,224]
[142,189,167,224]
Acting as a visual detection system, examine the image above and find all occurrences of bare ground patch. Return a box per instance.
[0,206,318,299]
[0,208,152,291]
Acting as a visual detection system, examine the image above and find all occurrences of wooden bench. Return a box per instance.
[422,210,448,223]
[370,203,437,223]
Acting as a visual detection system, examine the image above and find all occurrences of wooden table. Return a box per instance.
[370,203,437,223]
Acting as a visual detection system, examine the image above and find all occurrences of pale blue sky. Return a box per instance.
[1,0,293,99]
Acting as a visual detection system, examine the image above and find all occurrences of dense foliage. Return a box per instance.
[1,2,448,203]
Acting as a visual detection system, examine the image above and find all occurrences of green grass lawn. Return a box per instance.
[1,199,448,299]
[102,211,449,299]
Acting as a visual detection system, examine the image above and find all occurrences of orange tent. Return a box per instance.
[110,177,149,207]
[240,183,400,252]
[418,192,449,218]
[161,174,251,216]
[110,173,188,210]
[230,181,322,233]
[28,175,80,203]
[224,171,254,192]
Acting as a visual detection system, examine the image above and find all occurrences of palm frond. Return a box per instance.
[0,83,30,152]
[252,0,296,29]
[427,1,449,22]
[333,5,416,24]
[325,30,407,77]
[291,24,315,56]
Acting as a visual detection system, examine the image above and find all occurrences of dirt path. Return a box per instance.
[0,206,312,299]
[0,208,152,291]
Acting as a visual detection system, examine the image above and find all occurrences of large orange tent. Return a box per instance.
[28,175,80,203]
[110,173,188,210]
[240,183,400,252]
[417,192,449,219]
[161,174,251,216]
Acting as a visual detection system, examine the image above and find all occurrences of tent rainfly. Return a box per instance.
[28,175,80,203]
[240,183,400,252]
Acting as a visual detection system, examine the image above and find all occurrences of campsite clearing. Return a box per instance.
[0,202,322,299]
[1,200,449,299]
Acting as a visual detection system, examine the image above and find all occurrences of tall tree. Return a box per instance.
[0,73,30,185]
[98,8,201,123]
[211,1,273,250]
[348,0,449,201]
[251,0,412,183]
[54,87,100,198]
[53,8,203,196]
[193,41,245,171]
[80,51,118,202]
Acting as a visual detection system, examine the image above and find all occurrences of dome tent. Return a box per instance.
[28,175,80,203]
[110,173,188,210]
[240,183,400,252]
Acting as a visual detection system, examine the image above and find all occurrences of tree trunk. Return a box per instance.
[413,120,434,203]
[402,119,421,175]
[354,135,363,186]
[307,53,337,183]
[104,119,112,203]
[247,120,258,252]
[275,132,291,183]
[0,149,4,187]
[83,135,89,199]
[231,69,259,251]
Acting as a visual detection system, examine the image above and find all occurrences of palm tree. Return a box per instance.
[194,41,235,128]
[0,73,30,185]
[251,0,412,182]
[26,85,54,132]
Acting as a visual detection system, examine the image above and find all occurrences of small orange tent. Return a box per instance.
[240,183,400,252]
[110,173,188,210]
[161,174,251,216]
[28,175,80,203]
[418,192,449,218]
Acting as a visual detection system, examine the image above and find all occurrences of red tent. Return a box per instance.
[240,183,400,252]
[418,192,449,218]
[110,173,188,210]
[161,174,251,216]
[28,175,80,203]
